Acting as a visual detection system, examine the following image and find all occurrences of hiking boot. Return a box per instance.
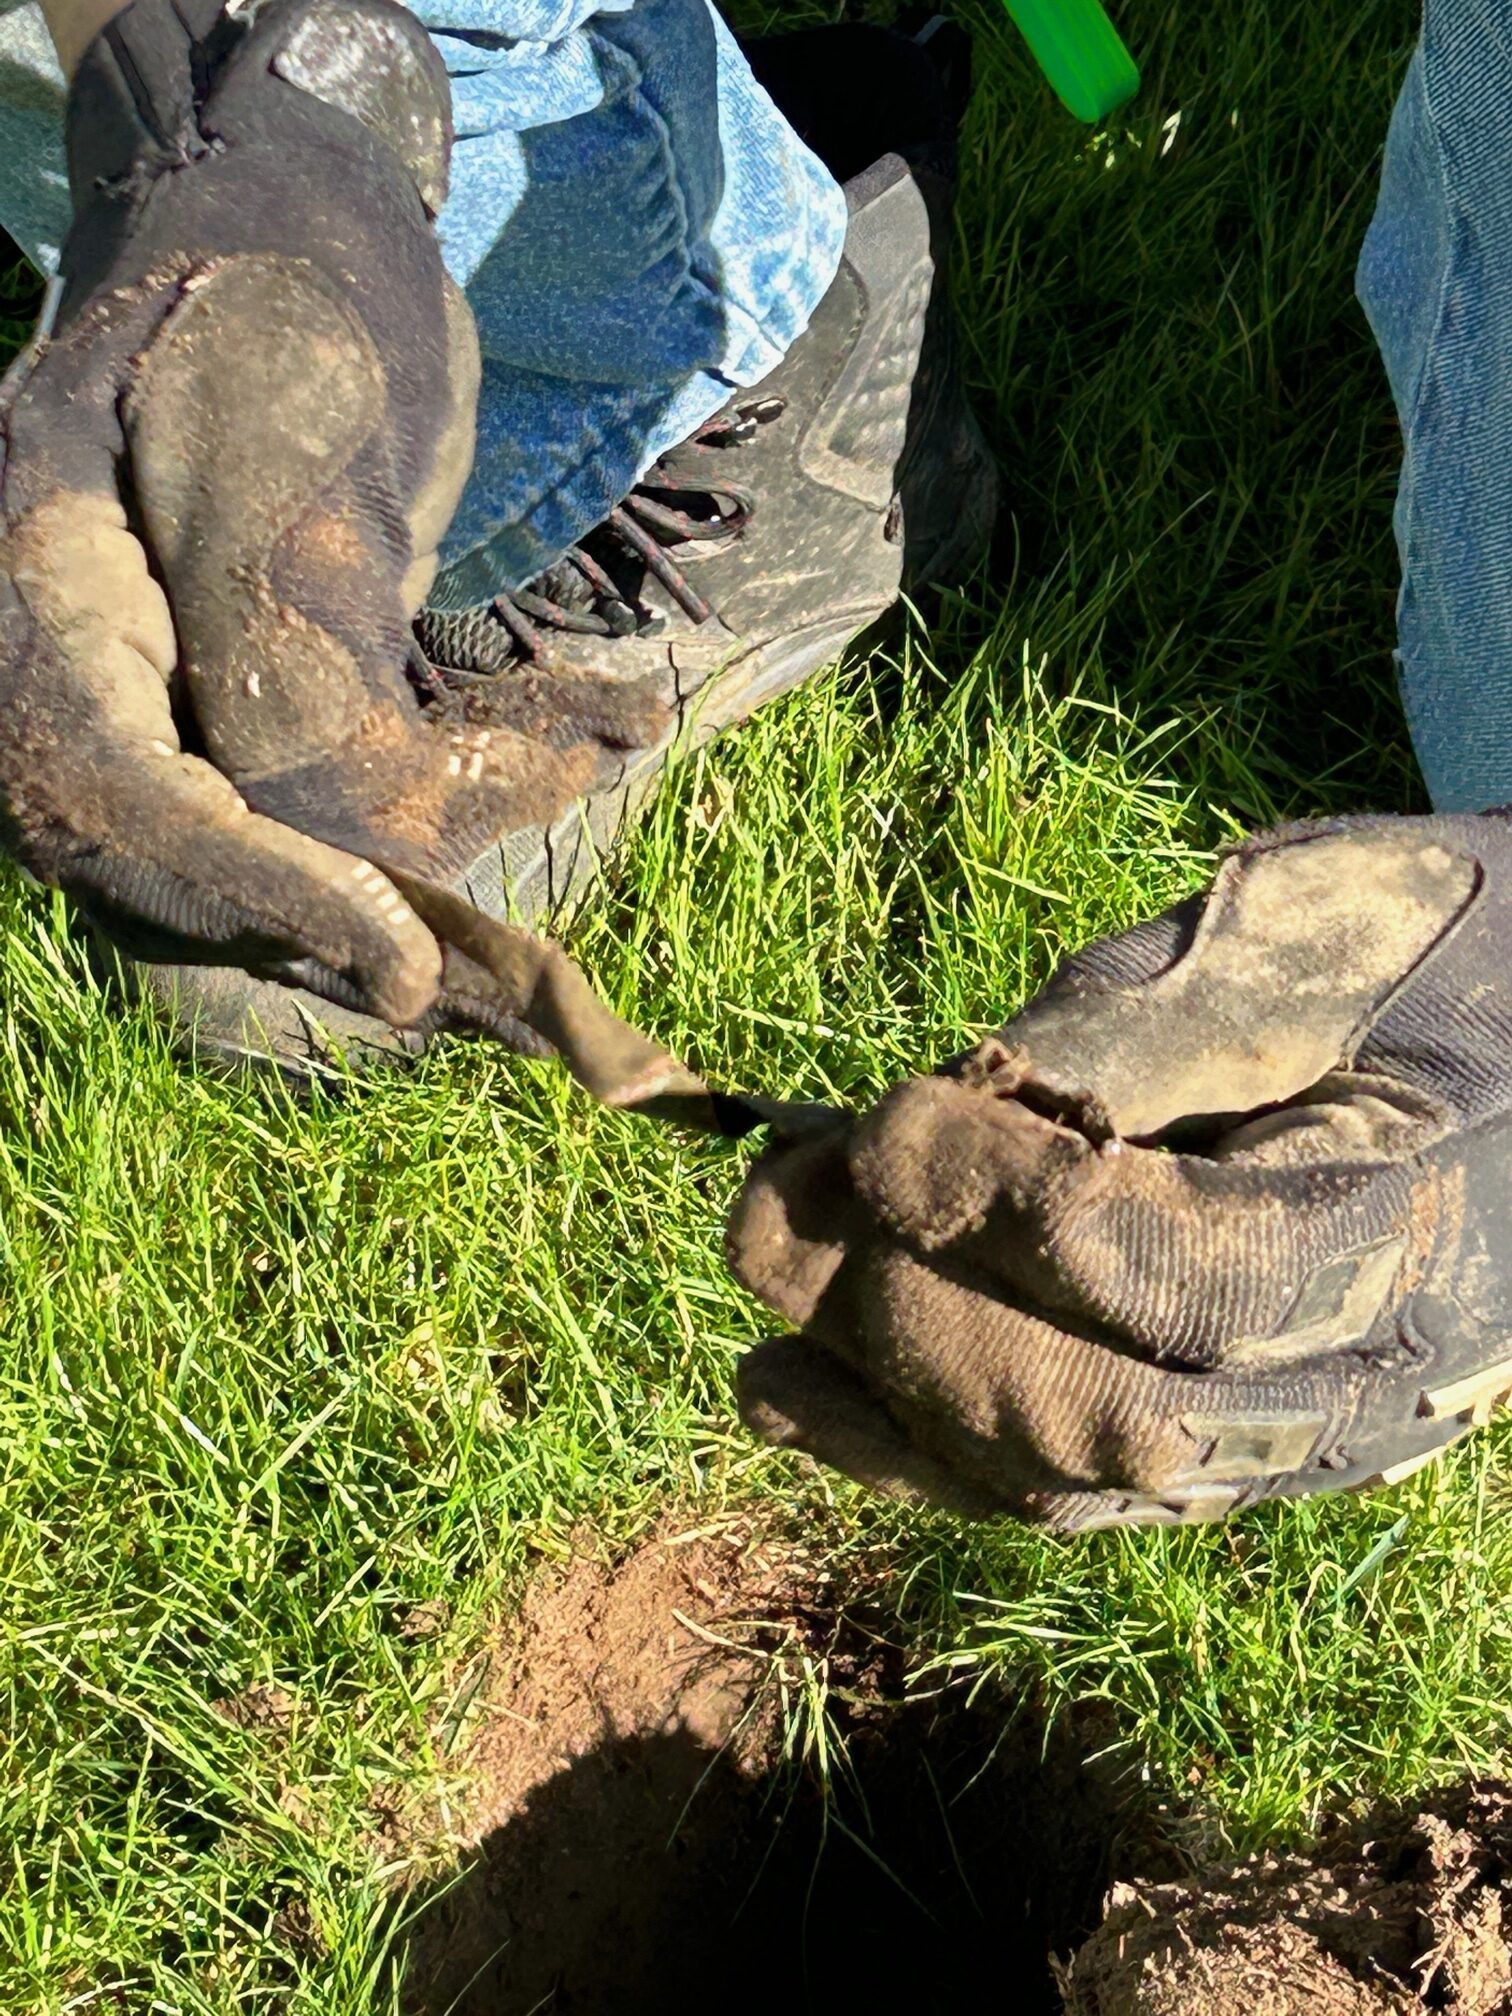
[412,148,996,924]
[133,27,997,1074]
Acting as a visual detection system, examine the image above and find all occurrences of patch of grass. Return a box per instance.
[0,260,40,358]
[6,0,1508,2007]
[906,1448,1512,1853]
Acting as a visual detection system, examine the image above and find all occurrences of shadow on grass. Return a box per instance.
[397,1683,1158,2016]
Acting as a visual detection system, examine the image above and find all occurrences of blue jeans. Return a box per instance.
[0,0,846,601]
[1356,0,1512,811]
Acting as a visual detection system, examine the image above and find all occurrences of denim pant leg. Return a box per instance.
[0,0,846,600]
[1357,1,1512,811]
[0,1,69,275]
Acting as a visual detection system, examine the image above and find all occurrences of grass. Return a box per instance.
[6,0,1512,2005]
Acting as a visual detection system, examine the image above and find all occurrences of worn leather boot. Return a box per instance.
[413,154,997,924]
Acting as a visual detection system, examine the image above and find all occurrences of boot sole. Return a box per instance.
[459,607,889,926]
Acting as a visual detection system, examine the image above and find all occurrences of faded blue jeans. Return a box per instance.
[0,0,846,602]
[1355,0,1512,811]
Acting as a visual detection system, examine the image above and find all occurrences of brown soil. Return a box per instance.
[1062,1780,1512,2016]
[394,1515,1136,2016]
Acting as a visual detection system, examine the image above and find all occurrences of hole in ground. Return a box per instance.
[392,1523,1157,2016]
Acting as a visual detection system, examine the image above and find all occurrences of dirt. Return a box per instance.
[394,1515,1136,2016]
[1061,1780,1512,2016]
[214,1682,297,1731]
[246,1519,1512,2016]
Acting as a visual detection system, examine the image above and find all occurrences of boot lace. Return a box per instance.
[411,396,786,688]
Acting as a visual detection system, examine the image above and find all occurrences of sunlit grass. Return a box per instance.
[5,0,1494,2006]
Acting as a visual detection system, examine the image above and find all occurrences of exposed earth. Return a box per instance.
[381,1521,1512,2016]
[392,1517,1131,2014]
[1062,1781,1512,2016]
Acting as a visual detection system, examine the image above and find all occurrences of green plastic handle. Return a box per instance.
[1001,0,1140,123]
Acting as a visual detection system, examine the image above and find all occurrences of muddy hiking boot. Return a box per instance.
[135,19,998,1073]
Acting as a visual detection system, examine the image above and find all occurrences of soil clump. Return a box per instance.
[1063,1779,1512,2016]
